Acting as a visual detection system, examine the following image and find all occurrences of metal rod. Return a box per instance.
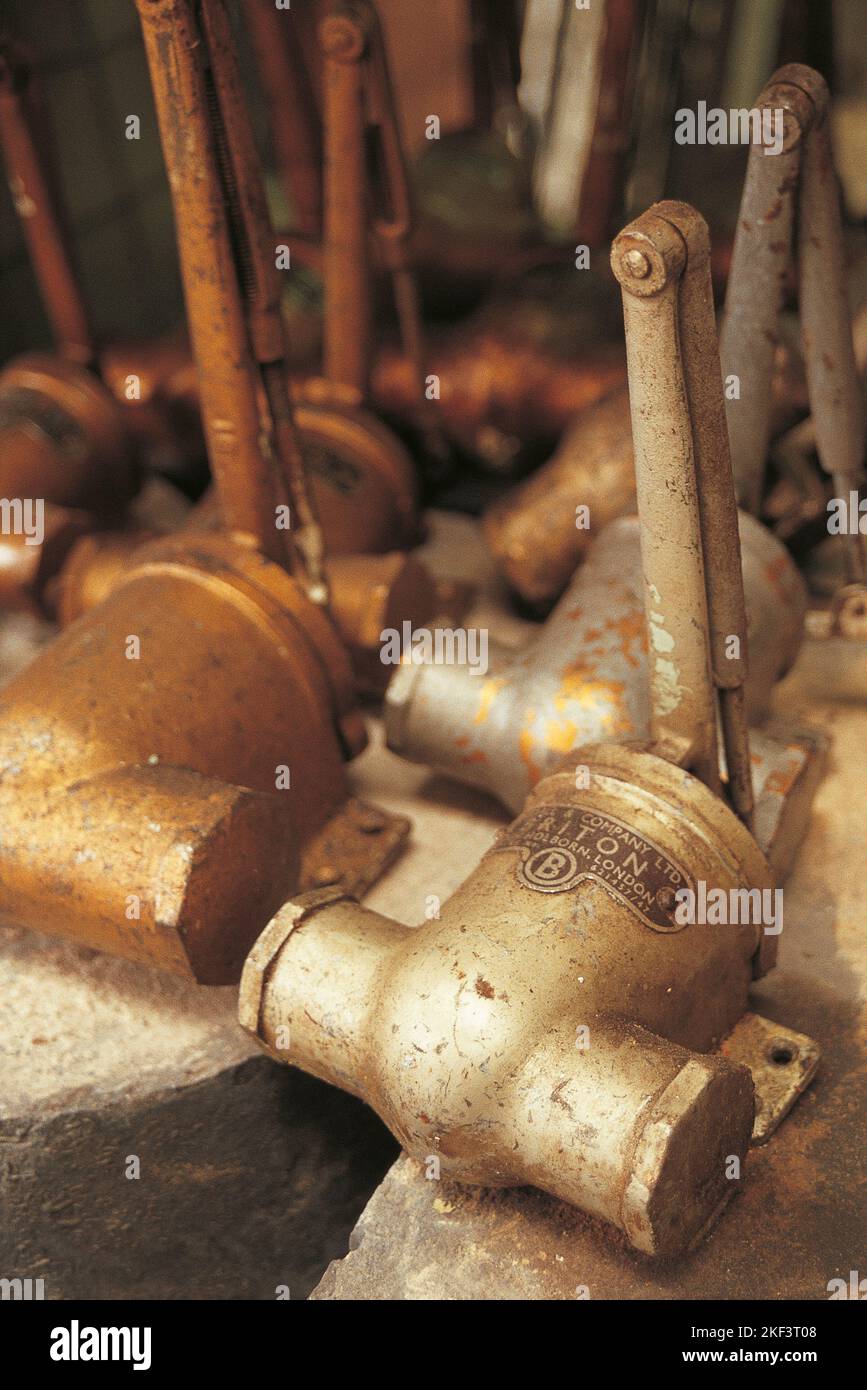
[362,0,449,462]
[0,37,94,365]
[244,0,322,239]
[137,0,281,558]
[667,199,754,828]
[721,64,866,587]
[797,74,867,585]
[319,4,370,400]
[138,0,328,603]
[198,0,328,603]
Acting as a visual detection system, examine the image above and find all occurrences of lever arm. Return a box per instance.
[720,64,866,588]
[137,0,327,602]
[613,201,754,828]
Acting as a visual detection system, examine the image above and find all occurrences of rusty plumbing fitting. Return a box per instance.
[0,39,138,513]
[373,268,627,477]
[241,205,819,1253]
[54,520,470,699]
[0,36,140,605]
[481,384,634,601]
[0,354,137,516]
[0,530,393,984]
[386,512,805,824]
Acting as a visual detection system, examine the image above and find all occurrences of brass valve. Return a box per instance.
[386,204,811,862]
[0,531,375,984]
[240,203,820,1254]
[241,745,768,1258]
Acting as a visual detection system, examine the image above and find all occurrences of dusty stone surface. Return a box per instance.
[313,642,867,1300]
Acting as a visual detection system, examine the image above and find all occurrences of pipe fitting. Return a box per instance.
[0,532,378,982]
[242,744,768,1256]
[385,512,806,814]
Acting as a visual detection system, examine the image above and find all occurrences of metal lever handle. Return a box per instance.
[0,37,94,365]
[244,0,322,240]
[612,200,754,830]
[137,0,327,604]
[720,64,866,586]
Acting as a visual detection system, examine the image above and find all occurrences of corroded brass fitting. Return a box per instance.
[372,269,626,475]
[386,512,805,814]
[481,384,634,604]
[53,523,468,699]
[241,743,769,1257]
[0,531,404,985]
[0,354,137,517]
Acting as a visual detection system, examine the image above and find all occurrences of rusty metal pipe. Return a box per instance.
[244,0,322,239]
[0,37,94,365]
[319,4,370,400]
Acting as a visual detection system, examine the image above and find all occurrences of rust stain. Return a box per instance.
[543,719,578,753]
[603,609,647,667]
[474,677,508,726]
[519,725,541,786]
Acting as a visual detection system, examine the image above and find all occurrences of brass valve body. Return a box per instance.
[386,512,805,814]
[242,744,771,1257]
[0,531,372,984]
[0,354,137,517]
